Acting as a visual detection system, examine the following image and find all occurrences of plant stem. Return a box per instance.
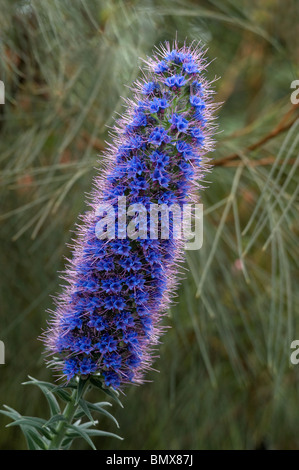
[48,388,79,450]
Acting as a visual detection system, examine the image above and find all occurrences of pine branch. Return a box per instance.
[214,104,299,167]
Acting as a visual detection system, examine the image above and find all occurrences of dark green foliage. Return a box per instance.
[0,376,122,450]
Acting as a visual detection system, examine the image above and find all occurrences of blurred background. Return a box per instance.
[0,0,299,450]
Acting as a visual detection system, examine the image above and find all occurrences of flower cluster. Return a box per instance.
[44,41,217,390]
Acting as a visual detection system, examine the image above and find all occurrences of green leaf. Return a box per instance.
[0,405,21,419]
[89,377,123,408]
[7,416,53,440]
[6,416,47,427]
[23,428,44,450]
[22,427,48,450]
[44,414,66,430]
[75,377,89,405]
[50,386,73,402]
[78,399,96,425]
[74,420,95,430]
[23,376,61,416]
[65,423,97,450]
[23,375,72,398]
[83,428,123,440]
[60,436,74,450]
[0,408,21,421]
[83,401,119,428]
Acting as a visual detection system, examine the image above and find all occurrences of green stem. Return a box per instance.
[48,388,80,450]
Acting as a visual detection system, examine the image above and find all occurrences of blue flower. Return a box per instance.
[96,258,114,272]
[110,239,131,256]
[191,80,203,94]
[194,109,206,124]
[148,98,161,113]
[128,111,147,131]
[63,358,79,381]
[103,296,126,311]
[165,76,176,88]
[189,127,205,145]
[102,371,121,388]
[183,61,199,74]
[190,95,205,108]
[126,354,141,367]
[127,156,146,177]
[136,100,149,112]
[103,352,122,370]
[115,312,135,331]
[123,330,140,347]
[147,98,169,113]
[179,161,194,178]
[149,150,168,165]
[96,334,118,354]
[169,113,189,132]
[148,127,171,146]
[87,316,108,332]
[79,357,97,375]
[135,290,150,305]
[158,98,168,109]
[129,135,144,149]
[62,314,83,330]
[154,60,168,73]
[166,49,181,62]
[142,81,158,95]
[76,336,93,353]
[176,140,195,160]
[155,154,169,169]
[174,75,187,87]
[158,191,178,205]
[152,168,170,188]
[116,144,131,163]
